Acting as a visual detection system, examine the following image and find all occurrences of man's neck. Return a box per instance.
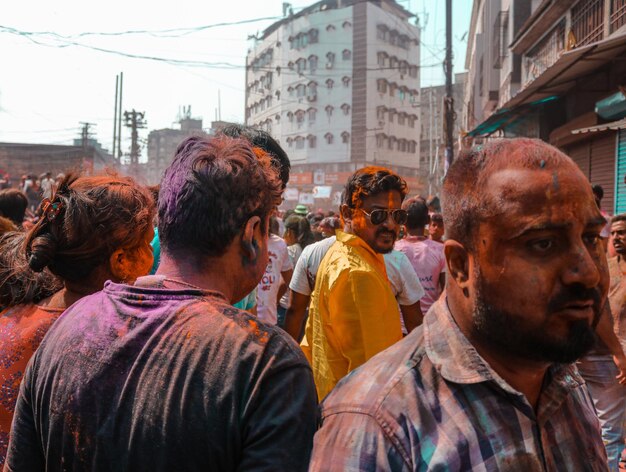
[155,253,236,302]
[406,227,425,238]
[447,294,550,411]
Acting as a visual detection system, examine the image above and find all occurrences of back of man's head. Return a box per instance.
[402,196,429,230]
[158,135,282,258]
[0,189,28,225]
[341,166,407,209]
[220,124,290,189]
[442,138,574,250]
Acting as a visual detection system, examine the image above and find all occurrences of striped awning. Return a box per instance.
[571,118,626,135]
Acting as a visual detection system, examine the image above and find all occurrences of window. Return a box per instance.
[287,86,294,97]
[388,136,396,150]
[296,136,305,149]
[399,61,408,75]
[307,81,317,99]
[377,51,388,67]
[296,58,306,74]
[275,90,281,100]
[398,34,410,50]
[399,139,407,152]
[326,78,334,89]
[342,21,352,29]
[287,111,294,123]
[288,61,294,70]
[388,109,396,123]
[389,82,397,98]
[308,107,317,122]
[377,24,388,40]
[326,52,335,68]
[341,103,351,115]
[341,131,350,144]
[326,24,336,32]
[409,65,418,78]
[296,84,306,97]
[342,76,351,87]
[408,115,416,128]
[266,95,272,107]
[287,137,293,148]
[376,133,387,148]
[390,56,398,69]
[307,134,317,148]
[276,66,281,76]
[342,49,352,60]
[275,114,281,123]
[398,87,406,101]
[296,110,305,125]
[325,132,334,144]
[309,28,319,44]
[408,140,417,153]
[376,106,386,120]
[376,79,387,93]
[398,112,406,125]
[389,30,398,46]
[308,55,318,73]
[325,105,334,118]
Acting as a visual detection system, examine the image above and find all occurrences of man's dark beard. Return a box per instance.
[471,265,601,364]
[373,228,396,254]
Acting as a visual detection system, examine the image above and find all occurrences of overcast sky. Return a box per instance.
[0,0,470,158]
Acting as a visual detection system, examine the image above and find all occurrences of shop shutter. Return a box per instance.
[589,133,616,214]
[615,130,626,215]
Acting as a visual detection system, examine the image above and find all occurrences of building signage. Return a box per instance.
[290,172,313,185]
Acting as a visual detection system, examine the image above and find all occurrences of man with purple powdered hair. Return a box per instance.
[6,135,318,472]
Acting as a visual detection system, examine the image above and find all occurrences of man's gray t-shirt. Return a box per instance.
[6,277,318,472]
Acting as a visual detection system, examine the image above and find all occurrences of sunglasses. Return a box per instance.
[358,208,408,225]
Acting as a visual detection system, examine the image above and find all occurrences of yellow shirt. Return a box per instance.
[301,230,402,400]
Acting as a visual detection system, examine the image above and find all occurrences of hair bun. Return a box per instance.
[28,233,57,272]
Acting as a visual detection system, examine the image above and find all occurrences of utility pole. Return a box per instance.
[79,122,95,151]
[123,109,146,177]
[117,72,124,163]
[444,0,454,171]
[113,75,119,161]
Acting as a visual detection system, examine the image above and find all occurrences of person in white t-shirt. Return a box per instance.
[256,232,293,325]
[39,172,55,200]
[277,215,316,326]
[395,197,446,315]
[283,232,424,340]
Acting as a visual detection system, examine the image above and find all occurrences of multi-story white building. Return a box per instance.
[245,0,423,207]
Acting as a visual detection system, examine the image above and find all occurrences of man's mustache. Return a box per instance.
[547,284,603,314]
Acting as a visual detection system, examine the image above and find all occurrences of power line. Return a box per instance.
[0,16,282,40]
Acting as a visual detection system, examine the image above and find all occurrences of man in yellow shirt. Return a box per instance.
[301,166,408,399]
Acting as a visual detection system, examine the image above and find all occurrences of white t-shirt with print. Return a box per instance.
[256,234,293,324]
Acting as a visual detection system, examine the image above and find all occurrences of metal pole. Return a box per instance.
[444,0,454,170]
[117,72,124,162]
[113,75,118,161]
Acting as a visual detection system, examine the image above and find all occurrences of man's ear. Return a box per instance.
[444,240,471,293]
[109,248,130,282]
[241,215,262,263]
[340,204,352,224]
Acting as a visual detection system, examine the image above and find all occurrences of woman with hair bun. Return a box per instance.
[0,173,155,465]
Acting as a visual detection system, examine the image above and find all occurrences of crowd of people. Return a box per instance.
[0,128,624,471]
